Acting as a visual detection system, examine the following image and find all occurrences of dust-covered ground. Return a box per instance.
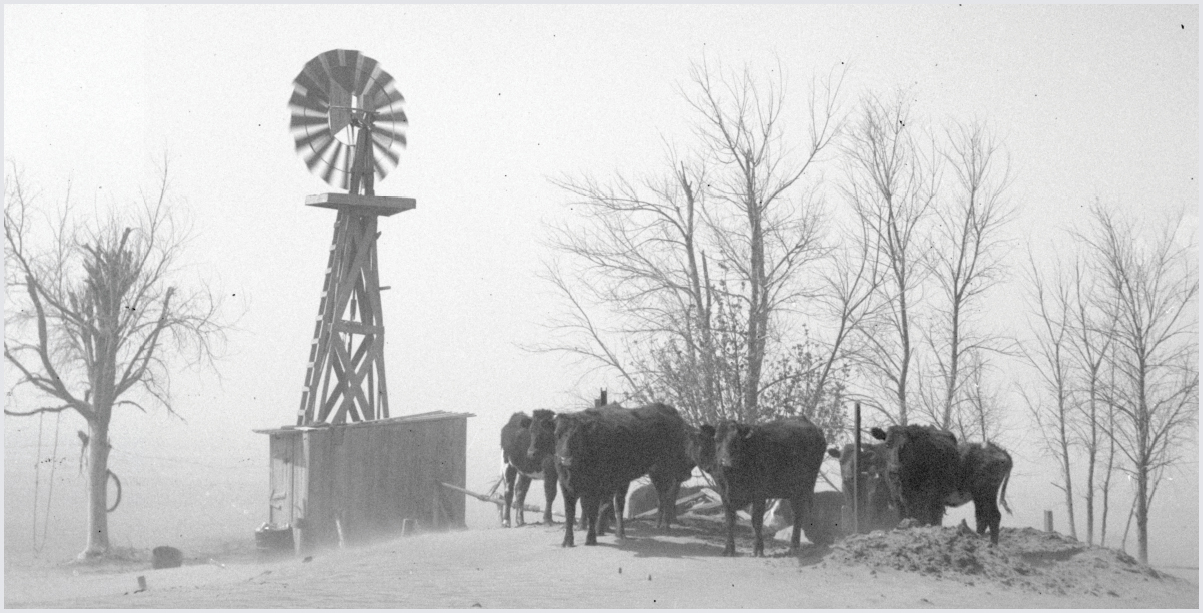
[5,517,1197,608]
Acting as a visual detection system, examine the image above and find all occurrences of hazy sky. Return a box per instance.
[4,5,1197,566]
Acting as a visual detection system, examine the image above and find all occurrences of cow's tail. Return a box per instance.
[997,466,1012,515]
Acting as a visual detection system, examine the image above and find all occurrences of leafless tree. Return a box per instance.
[537,59,850,429]
[1080,202,1198,564]
[1019,249,1079,539]
[4,160,228,559]
[921,121,1015,430]
[1064,253,1117,546]
[843,92,938,424]
[682,58,844,421]
[538,155,711,411]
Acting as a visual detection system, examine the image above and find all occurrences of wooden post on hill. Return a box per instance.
[853,402,861,535]
[1044,510,1054,533]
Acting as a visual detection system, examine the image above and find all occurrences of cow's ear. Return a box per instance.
[519,417,532,429]
[700,424,715,438]
[827,447,841,459]
[870,427,887,441]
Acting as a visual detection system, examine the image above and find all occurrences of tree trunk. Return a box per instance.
[1059,411,1077,539]
[1136,468,1149,564]
[79,419,112,559]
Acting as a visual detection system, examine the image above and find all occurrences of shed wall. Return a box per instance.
[272,416,467,551]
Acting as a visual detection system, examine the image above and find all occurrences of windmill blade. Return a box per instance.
[294,127,333,152]
[371,135,401,166]
[320,141,346,186]
[289,112,329,129]
[288,88,330,116]
[369,124,407,148]
[352,55,380,96]
[302,134,336,171]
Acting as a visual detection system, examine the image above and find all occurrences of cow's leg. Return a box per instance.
[654,476,681,531]
[977,497,1002,545]
[929,492,946,526]
[614,482,630,539]
[582,494,601,546]
[502,464,518,528]
[751,499,767,557]
[542,473,558,525]
[789,496,805,554]
[561,484,577,547]
[722,503,739,556]
[514,473,532,526]
[596,500,609,536]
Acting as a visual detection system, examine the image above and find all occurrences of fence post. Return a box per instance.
[1044,510,1054,533]
[853,402,861,535]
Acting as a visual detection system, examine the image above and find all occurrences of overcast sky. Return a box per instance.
[4,5,1197,566]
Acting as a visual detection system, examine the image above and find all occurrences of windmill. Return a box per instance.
[288,49,413,425]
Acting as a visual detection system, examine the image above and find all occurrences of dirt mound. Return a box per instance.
[822,521,1183,597]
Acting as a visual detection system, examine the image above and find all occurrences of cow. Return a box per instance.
[827,442,899,532]
[534,403,692,547]
[699,417,827,556]
[870,426,1014,544]
[869,425,960,528]
[499,410,558,527]
[951,441,1013,545]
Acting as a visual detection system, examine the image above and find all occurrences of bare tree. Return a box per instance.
[682,58,843,421]
[1064,253,1117,546]
[537,151,711,403]
[843,92,937,424]
[1019,249,1079,539]
[1080,202,1198,564]
[538,59,849,429]
[922,121,1015,430]
[4,160,227,559]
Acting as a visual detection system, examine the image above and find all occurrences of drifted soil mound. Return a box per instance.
[822,521,1184,597]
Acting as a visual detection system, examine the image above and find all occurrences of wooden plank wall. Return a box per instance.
[294,416,469,550]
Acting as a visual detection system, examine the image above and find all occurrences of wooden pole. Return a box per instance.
[853,402,861,535]
[1044,510,1054,533]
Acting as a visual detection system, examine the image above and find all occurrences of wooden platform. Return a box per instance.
[305,193,416,217]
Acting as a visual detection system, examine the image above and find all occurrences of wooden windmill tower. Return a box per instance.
[288,49,412,425]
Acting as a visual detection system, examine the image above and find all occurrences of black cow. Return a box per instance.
[870,426,1014,544]
[499,410,558,527]
[535,403,691,547]
[700,418,827,556]
[869,425,960,528]
[950,441,1013,544]
[826,443,899,532]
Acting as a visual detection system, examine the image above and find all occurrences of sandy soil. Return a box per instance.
[5,517,1197,609]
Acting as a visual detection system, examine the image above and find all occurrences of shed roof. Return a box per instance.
[253,410,474,435]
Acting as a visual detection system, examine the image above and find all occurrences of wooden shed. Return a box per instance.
[255,410,473,553]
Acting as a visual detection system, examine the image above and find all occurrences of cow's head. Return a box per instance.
[552,412,591,469]
[713,421,753,471]
[687,424,717,473]
[526,409,557,462]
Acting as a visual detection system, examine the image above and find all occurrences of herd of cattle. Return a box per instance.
[499,402,1014,556]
